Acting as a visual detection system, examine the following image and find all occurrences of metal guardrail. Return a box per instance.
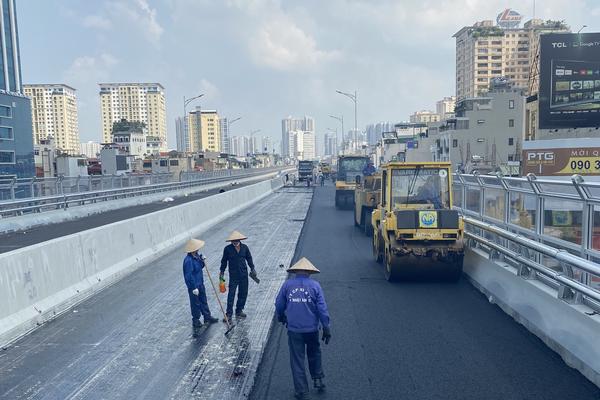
[453,172,600,311]
[0,167,285,219]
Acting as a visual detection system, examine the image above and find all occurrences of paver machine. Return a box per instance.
[372,162,464,281]
[335,155,370,209]
[354,173,381,236]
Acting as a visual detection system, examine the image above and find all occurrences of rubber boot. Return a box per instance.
[192,319,203,338]
[204,316,219,324]
[313,378,326,392]
[235,311,247,318]
[294,392,310,400]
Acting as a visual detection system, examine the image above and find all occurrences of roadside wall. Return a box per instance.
[464,248,600,387]
[0,176,285,347]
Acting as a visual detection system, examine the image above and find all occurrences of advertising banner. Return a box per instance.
[539,33,600,129]
[522,146,600,176]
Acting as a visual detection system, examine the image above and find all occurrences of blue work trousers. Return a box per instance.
[187,286,211,321]
[287,330,324,394]
[226,275,248,315]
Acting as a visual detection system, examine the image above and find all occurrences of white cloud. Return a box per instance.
[249,18,341,71]
[82,15,112,30]
[197,79,220,100]
[109,0,164,45]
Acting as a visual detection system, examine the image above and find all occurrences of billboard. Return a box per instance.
[539,33,600,129]
[496,9,522,29]
[522,141,600,176]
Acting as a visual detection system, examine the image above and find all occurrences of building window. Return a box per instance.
[509,119,515,128]
[0,126,13,139]
[508,155,514,161]
[452,139,458,148]
[508,138,514,146]
[509,100,514,109]
[0,151,15,164]
[0,105,12,118]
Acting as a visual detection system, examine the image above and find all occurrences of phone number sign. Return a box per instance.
[522,147,600,176]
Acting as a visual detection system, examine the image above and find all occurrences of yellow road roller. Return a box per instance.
[335,155,370,209]
[372,162,464,281]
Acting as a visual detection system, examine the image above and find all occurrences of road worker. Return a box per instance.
[219,231,259,322]
[275,257,331,400]
[182,238,218,337]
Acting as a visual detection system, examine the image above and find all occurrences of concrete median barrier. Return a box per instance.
[464,248,600,388]
[0,175,286,347]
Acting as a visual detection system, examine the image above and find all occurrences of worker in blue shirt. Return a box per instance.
[182,238,218,338]
[363,160,376,176]
[275,257,331,400]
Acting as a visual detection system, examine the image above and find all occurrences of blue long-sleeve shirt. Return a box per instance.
[183,254,205,290]
[275,275,330,333]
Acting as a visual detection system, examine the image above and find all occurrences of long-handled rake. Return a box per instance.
[204,261,235,336]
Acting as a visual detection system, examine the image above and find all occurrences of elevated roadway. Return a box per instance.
[250,183,600,400]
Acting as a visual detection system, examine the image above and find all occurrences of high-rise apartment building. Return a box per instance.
[99,83,167,151]
[80,141,101,159]
[188,108,221,153]
[24,84,80,154]
[365,122,395,145]
[0,0,34,178]
[175,116,186,152]
[230,135,250,157]
[436,96,456,118]
[454,12,570,100]
[260,136,272,153]
[220,118,230,154]
[409,111,440,124]
[281,115,315,157]
[324,132,337,156]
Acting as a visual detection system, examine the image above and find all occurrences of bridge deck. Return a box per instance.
[0,187,312,400]
[250,183,600,400]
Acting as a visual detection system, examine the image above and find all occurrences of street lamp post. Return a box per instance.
[227,116,242,154]
[183,94,204,152]
[577,25,587,34]
[336,89,357,151]
[329,114,344,155]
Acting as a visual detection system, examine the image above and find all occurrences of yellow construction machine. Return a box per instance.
[354,173,381,236]
[372,162,464,281]
[335,155,370,209]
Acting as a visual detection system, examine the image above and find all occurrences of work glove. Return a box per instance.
[219,272,224,281]
[192,288,199,296]
[321,327,331,345]
[277,314,287,326]
[249,269,260,284]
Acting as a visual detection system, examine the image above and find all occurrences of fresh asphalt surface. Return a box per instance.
[250,183,600,400]
[0,180,258,254]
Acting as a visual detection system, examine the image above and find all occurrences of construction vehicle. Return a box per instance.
[354,173,381,236]
[319,162,332,178]
[372,162,464,281]
[298,160,314,182]
[335,155,370,209]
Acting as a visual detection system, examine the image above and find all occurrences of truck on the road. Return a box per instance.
[298,160,314,182]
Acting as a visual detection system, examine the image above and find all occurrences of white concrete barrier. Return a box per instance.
[464,248,600,387]
[0,176,286,347]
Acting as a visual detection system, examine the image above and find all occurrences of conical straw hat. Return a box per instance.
[287,257,320,274]
[226,230,248,241]
[184,238,205,253]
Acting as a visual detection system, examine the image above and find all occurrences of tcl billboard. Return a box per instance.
[539,32,600,129]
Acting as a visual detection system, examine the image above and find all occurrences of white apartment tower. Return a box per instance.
[281,115,315,158]
[454,12,570,100]
[24,84,80,154]
[99,83,167,151]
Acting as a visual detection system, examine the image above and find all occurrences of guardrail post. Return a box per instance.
[57,175,64,195]
[571,174,592,287]
[9,177,16,199]
[76,175,81,193]
[29,176,36,198]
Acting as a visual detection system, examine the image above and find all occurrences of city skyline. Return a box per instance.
[17,1,600,149]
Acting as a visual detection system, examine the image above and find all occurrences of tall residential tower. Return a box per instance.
[99,83,167,151]
[24,84,80,154]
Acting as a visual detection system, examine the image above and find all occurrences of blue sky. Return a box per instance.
[16,0,600,149]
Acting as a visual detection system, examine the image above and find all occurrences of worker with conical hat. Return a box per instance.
[275,257,331,400]
[219,230,258,321]
[183,238,219,338]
